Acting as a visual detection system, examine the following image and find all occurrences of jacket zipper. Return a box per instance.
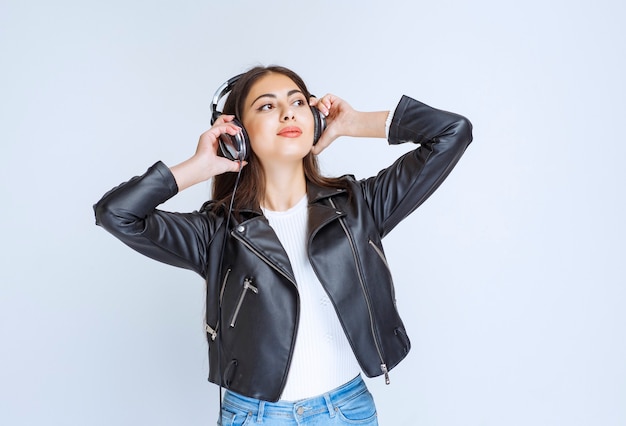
[229,278,258,328]
[329,199,390,385]
[368,240,396,305]
[205,267,231,341]
[231,231,297,286]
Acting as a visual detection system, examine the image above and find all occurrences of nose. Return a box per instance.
[281,105,295,121]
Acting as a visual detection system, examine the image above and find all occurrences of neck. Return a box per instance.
[261,161,307,212]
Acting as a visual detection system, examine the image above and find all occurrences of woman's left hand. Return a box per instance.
[309,94,357,155]
[309,94,389,155]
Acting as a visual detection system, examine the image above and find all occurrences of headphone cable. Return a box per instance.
[213,162,244,424]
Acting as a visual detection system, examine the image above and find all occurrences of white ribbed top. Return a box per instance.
[262,195,361,401]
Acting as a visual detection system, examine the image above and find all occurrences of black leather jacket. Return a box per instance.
[94,95,472,402]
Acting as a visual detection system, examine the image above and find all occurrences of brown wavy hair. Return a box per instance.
[211,65,347,212]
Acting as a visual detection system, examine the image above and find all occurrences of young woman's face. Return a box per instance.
[241,73,315,166]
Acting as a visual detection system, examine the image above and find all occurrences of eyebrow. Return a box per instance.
[249,89,303,107]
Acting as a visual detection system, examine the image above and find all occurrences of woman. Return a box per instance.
[94,65,472,425]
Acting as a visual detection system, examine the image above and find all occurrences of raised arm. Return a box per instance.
[310,93,472,236]
[361,95,473,237]
[93,115,245,275]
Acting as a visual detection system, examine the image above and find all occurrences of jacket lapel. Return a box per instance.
[232,215,297,284]
[231,182,348,286]
[306,181,348,240]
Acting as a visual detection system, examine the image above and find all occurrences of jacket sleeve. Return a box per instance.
[360,95,473,237]
[93,161,216,276]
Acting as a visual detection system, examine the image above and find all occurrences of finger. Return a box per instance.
[213,114,236,125]
[199,123,241,147]
[226,159,247,172]
[223,123,242,135]
[209,122,241,138]
[310,96,329,117]
[311,143,323,156]
[314,95,329,116]
[315,94,337,117]
[311,140,328,155]
[311,132,333,155]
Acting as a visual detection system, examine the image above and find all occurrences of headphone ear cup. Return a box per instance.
[217,117,249,162]
[311,106,326,145]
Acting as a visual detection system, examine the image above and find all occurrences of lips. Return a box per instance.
[277,126,302,138]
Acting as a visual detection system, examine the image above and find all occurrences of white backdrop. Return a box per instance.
[2,1,625,425]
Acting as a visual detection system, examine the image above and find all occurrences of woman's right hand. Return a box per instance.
[170,115,247,191]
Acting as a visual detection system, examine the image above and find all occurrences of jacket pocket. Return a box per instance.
[394,327,411,355]
[229,278,258,328]
[223,359,239,388]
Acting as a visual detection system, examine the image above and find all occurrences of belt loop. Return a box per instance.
[324,393,335,418]
[256,400,265,423]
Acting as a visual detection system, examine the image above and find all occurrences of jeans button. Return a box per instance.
[296,406,304,415]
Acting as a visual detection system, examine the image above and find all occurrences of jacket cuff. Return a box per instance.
[152,161,179,195]
[93,161,179,228]
[388,95,421,145]
[387,94,473,148]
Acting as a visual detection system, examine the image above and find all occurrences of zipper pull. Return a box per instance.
[381,363,390,385]
[205,323,217,341]
[230,278,258,328]
[244,278,258,293]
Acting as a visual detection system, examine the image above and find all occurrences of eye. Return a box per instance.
[258,103,274,111]
[292,98,306,107]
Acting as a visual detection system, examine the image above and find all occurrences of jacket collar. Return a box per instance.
[307,180,348,204]
[229,180,348,285]
[234,179,347,217]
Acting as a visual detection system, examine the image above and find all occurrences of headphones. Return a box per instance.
[210,73,326,162]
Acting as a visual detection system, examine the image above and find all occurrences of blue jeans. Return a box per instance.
[217,375,378,425]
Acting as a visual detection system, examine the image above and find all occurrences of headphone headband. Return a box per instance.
[211,74,243,124]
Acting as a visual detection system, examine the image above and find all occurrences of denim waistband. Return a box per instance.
[222,374,366,421]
